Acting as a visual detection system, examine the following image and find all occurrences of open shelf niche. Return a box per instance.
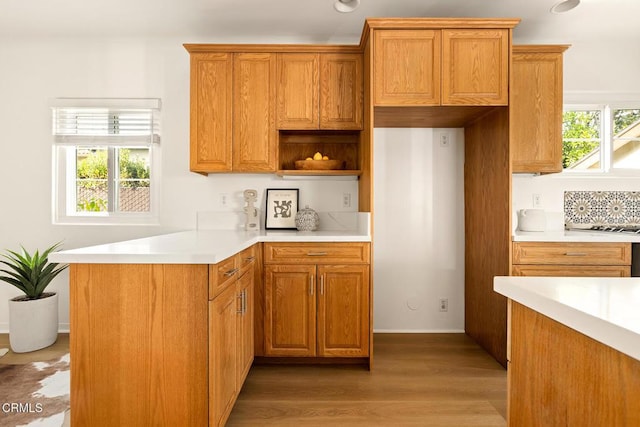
[277,130,362,177]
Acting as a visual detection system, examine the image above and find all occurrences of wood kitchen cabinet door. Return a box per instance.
[209,284,238,427]
[190,52,233,172]
[373,29,441,106]
[320,53,363,130]
[511,46,569,173]
[276,53,319,129]
[317,264,370,357]
[264,264,317,356]
[441,29,509,105]
[236,268,254,386]
[233,53,277,172]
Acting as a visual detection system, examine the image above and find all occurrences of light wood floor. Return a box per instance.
[229,334,507,426]
[0,333,69,365]
[0,333,506,426]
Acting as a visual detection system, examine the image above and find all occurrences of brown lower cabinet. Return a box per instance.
[263,242,371,360]
[512,241,632,277]
[209,260,254,427]
[69,264,209,426]
[264,263,369,357]
[508,301,640,426]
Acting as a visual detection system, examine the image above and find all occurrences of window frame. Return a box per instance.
[562,102,640,176]
[52,98,161,225]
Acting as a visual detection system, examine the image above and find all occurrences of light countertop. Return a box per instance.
[513,230,640,243]
[494,276,640,361]
[49,229,371,265]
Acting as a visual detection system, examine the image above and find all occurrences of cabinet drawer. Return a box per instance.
[209,255,238,299]
[512,242,631,266]
[264,242,370,264]
[238,245,257,273]
[512,265,631,277]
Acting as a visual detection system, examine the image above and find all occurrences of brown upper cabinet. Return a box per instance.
[188,51,277,174]
[373,28,509,106]
[189,52,233,172]
[277,53,363,130]
[511,45,570,174]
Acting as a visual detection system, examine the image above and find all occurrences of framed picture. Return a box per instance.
[265,188,299,230]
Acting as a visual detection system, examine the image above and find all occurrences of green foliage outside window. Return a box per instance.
[76,148,150,188]
[76,148,150,213]
[563,108,640,169]
[613,109,640,134]
[77,149,108,188]
[118,149,151,188]
[562,111,600,168]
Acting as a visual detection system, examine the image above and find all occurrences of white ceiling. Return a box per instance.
[1,0,638,45]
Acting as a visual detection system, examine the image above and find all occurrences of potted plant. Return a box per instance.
[0,242,67,353]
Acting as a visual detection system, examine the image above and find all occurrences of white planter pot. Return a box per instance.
[9,293,58,353]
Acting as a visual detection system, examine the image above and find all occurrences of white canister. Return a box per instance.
[517,209,547,232]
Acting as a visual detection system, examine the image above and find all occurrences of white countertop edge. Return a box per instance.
[494,277,640,362]
[49,229,371,264]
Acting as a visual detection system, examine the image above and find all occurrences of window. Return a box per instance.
[52,98,161,224]
[563,104,640,173]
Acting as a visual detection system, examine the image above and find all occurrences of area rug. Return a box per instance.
[0,353,69,427]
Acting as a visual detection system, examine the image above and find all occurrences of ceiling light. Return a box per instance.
[334,0,360,13]
[550,0,580,14]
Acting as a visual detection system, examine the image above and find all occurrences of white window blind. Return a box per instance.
[52,98,161,145]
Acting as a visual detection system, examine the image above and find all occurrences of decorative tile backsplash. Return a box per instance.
[564,191,640,226]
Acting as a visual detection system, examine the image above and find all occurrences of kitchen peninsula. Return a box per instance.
[494,276,640,426]
[50,226,371,426]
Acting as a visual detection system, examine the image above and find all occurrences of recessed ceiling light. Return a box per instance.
[334,0,361,13]
[550,0,580,14]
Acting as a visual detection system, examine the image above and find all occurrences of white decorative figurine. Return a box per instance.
[243,189,259,231]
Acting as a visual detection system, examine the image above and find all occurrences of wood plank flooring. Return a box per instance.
[0,333,69,365]
[0,333,506,426]
[228,334,507,426]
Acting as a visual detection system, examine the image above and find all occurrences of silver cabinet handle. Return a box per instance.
[320,275,324,295]
[564,252,587,256]
[224,268,239,277]
[307,252,328,256]
[245,256,255,262]
[309,275,314,295]
[242,290,247,315]
[237,291,243,314]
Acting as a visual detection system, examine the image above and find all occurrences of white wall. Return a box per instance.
[512,38,640,227]
[2,33,638,334]
[0,38,357,332]
[373,128,465,332]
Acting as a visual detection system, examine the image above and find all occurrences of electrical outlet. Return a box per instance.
[342,193,352,208]
[219,193,229,207]
[439,298,448,312]
[439,133,450,148]
[533,193,543,208]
